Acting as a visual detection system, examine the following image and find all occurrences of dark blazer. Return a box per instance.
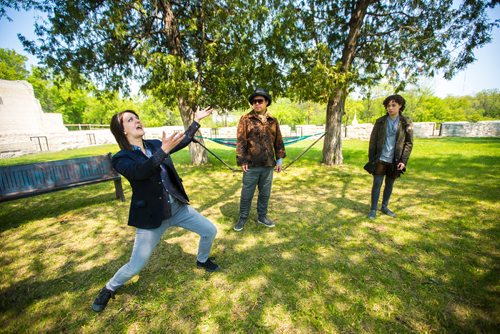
[112,122,200,229]
[368,113,413,173]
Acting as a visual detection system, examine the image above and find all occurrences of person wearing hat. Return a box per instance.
[233,88,286,231]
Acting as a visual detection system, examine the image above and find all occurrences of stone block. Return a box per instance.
[0,79,67,135]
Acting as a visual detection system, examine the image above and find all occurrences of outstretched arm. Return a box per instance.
[194,106,213,122]
[161,131,185,154]
[166,107,213,154]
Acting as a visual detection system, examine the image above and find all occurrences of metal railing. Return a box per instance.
[65,124,109,131]
[30,136,49,151]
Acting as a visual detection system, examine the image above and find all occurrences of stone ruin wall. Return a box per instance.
[0,79,69,158]
[0,80,67,135]
[2,120,499,159]
[439,121,500,137]
[0,77,498,158]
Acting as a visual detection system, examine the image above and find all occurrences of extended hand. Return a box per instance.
[194,106,213,122]
[161,131,185,154]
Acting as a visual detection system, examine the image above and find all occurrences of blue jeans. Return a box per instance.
[239,166,274,220]
[106,195,217,291]
[370,175,396,211]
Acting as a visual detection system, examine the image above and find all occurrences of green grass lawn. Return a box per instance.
[0,137,499,333]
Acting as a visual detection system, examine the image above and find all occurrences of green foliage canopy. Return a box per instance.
[0,48,29,80]
[263,0,499,101]
[1,1,285,113]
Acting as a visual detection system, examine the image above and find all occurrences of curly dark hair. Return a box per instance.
[383,94,406,112]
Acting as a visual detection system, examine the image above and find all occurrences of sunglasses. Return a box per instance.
[252,98,266,105]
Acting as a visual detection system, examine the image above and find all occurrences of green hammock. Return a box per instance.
[192,132,326,172]
[196,133,324,148]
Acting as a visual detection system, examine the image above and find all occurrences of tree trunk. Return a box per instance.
[322,90,346,165]
[178,96,208,165]
[322,0,372,165]
[161,0,208,165]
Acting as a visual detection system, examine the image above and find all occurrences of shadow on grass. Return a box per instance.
[0,240,196,332]
[0,183,127,233]
[209,170,497,332]
[0,138,498,332]
[2,202,496,332]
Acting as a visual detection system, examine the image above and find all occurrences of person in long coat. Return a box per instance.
[366,94,413,219]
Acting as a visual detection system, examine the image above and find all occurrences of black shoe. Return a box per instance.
[367,210,376,219]
[258,216,275,228]
[233,218,247,232]
[381,207,397,217]
[92,287,115,312]
[197,258,220,272]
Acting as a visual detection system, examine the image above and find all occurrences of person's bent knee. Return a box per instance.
[197,217,217,239]
[206,222,217,239]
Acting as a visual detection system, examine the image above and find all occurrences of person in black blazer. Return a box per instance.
[92,108,219,312]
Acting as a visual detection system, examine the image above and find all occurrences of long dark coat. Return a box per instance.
[367,114,413,175]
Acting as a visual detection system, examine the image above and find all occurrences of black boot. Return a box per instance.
[92,286,115,312]
[196,258,220,272]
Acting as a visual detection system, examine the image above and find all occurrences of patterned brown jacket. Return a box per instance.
[236,111,286,167]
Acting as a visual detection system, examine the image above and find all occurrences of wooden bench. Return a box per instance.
[0,153,125,203]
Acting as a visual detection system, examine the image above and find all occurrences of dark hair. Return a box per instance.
[110,109,139,151]
[383,94,406,112]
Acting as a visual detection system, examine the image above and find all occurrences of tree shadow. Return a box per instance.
[202,158,498,332]
[0,238,208,332]
[1,139,498,332]
[0,183,127,233]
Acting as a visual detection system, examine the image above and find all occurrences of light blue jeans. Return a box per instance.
[239,166,274,220]
[106,195,217,291]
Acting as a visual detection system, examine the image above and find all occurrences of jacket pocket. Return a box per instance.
[132,200,147,208]
[363,161,377,174]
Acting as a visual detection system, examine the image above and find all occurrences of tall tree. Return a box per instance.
[266,0,498,164]
[473,89,500,119]
[2,0,275,164]
[0,48,29,80]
